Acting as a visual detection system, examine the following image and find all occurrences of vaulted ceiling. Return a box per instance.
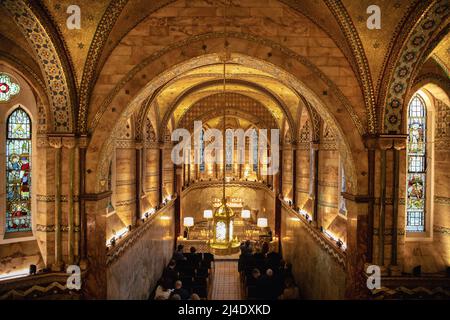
[0,0,448,137]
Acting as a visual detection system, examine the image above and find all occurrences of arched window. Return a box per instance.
[5,108,32,233]
[199,128,205,172]
[406,95,427,232]
[225,130,233,171]
[252,130,258,172]
[339,161,347,216]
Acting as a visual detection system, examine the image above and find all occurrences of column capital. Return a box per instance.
[62,137,77,149]
[48,136,63,149]
[78,135,90,148]
[310,142,320,150]
[37,134,49,148]
[378,134,408,151]
[363,134,379,150]
[135,140,144,150]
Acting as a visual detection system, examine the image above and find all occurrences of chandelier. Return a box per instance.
[208,1,240,252]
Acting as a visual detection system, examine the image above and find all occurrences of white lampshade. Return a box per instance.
[257,218,268,228]
[241,209,251,219]
[183,217,194,227]
[203,209,213,219]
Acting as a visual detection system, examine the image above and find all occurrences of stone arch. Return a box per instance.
[380,1,449,133]
[323,0,376,133]
[410,73,450,106]
[87,50,363,198]
[157,78,296,140]
[0,55,50,134]
[1,0,75,133]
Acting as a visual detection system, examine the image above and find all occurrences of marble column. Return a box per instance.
[364,135,377,263]
[48,137,63,271]
[63,137,77,265]
[158,145,163,204]
[376,135,407,275]
[311,142,320,225]
[343,193,370,299]
[144,144,159,208]
[135,140,143,222]
[83,191,111,299]
[115,141,136,226]
[378,147,387,267]
[78,136,88,269]
[292,142,297,206]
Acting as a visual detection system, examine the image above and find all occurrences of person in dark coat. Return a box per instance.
[173,244,187,261]
[162,260,179,285]
[259,269,278,300]
[186,246,201,267]
[170,280,190,300]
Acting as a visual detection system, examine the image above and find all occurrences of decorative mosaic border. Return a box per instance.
[433,225,450,235]
[0,281,70,300]
[35,224,80,232]
[384,1,448,133]
[2,0,72,132]
[181,180,274,195]
[373,228,406,236]
[324,0,376,133]
[435,196,450,206]
[370,286,450,299]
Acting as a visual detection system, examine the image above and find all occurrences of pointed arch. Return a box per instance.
[1,0,75,132]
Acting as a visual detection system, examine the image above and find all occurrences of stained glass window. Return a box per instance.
[406,96,426,232]
[216,221,226,242]
[199,129,205,172]
[225,130,233,171]
[0,73,20,102]
[339,163,347,215]
[6,108,32,233]
[252,130,258,172]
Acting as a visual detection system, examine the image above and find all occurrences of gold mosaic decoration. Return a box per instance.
[2,0,72,132]
[383,0,448,133]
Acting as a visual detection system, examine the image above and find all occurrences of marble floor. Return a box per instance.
[210,260,242,300]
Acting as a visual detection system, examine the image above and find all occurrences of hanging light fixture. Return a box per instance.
[209,0,240,254]
[241,209,251,219]
[257,218,268,228]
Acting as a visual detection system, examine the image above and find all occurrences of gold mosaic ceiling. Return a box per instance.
[154,63,298,128]
[0,0,430,87]
[0,0,447,127]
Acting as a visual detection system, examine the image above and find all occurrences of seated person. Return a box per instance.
[162,260,179,284]
[240,240,253,256]
[189,293,201,300]
[170,280,190,300]
[278,277,300,300]
[266,250,281,270]
[246,268,261,287]
[278,261,293,281]
[259,268,278,300]
[170,294,181,300]
[253,250,266,270]
[154,279,173,300]
[261,241,270,256]
[173,244,187,261]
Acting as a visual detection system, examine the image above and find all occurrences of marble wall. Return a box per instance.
[106,205,175,300]
[281,205,346,299]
